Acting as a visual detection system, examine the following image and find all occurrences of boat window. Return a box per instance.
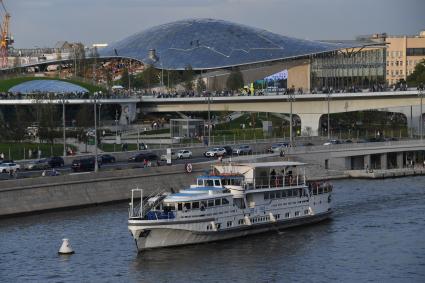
[206,179,214,186]
[318,187,323,194]
[177,203,183,211]
[304,209,309,215]
[264,192,269,200]
[214,180,221,186]
[233,198,246,209]
[208,199,214,207]
[222,198,229,205]
[215,198,221,206]
[287,190,293,197]
[285,212,290,218]
[192,201,200,209]
[270,192,276,199]
[295,211,300,216]
[282,190,287,198]
[184,203,191,210]
[163,204,175,211]
[276,191,281,198]
[227,221,232,227]
[197,179,204,186]
[200,201,207,210]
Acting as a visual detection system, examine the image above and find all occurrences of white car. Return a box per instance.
[0,162,21,173]
[177,150,192,159]
[204,147,226,157]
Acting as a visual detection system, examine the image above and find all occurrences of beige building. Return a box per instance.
[385,30,425,85]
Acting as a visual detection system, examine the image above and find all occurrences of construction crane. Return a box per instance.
[0,0,13,68]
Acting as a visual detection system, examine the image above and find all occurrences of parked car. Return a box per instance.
[176,150,192,159]
[0,162,20,173]
[323,139,342,146]
[204,147,226,157]
[99,154,116,164]
[232,145,252,155]
[71,157,99,172]
[48,156,65,168]
[267,142,289,153]
[128,152,159,163]
[25,159,50,170]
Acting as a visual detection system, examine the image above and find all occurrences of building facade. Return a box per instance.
[385,30,425,86]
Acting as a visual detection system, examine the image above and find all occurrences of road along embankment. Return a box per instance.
[0,163,210,217]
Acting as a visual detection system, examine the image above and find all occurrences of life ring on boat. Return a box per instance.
[185,163,193,173]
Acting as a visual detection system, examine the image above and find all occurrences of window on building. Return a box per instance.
[304,210,309,215]
[400,70,403,75]
[400,61,403,66]
[386,70,389,75]
[395,61,399,66]
[285,212,290,218]
[295,211,300,216]
[227,221,232,227]
[395,70,399,75]
[390,61,394,66]
[386,61,389,66]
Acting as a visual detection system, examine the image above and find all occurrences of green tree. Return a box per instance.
[183,65,195,91]
[38,103,61,144]
[407,59,425,86]
[121,67,130,89]
[196,77,206,94]
[226,68,244,92]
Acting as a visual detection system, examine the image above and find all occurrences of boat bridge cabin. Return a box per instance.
[213,161,307,190]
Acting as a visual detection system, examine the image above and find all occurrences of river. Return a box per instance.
[1,176,424,282]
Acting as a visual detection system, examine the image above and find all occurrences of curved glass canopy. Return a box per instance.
[9,80,89,94]
[100,18,357,70]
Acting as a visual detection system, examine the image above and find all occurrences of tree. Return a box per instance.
[38,103,61,145]
[182,65,195,91]
[226,68,244,92]
[196,77,206,94]
[407,59,425,87]
[121,67,130,89]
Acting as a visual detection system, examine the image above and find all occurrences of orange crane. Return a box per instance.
[0,0,13,68]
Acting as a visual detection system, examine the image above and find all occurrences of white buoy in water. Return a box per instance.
[58,238,74,255]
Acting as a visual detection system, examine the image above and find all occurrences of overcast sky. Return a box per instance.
[6,0,425,48]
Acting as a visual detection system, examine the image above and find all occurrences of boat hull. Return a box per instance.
[131,210,332,252]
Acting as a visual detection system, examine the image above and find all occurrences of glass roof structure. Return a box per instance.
[100,18,360,70]
[9,80,89,94]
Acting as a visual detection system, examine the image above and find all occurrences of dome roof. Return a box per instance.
[100,18,355,70]
[9,80,89,94]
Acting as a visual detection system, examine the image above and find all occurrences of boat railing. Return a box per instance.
[129,188,143,219]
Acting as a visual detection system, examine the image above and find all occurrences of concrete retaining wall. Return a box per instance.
[0,162,210,217]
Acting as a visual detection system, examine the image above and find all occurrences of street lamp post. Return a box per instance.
[93,93,99,172]
[419,87,424,140]
[207,93,211,145]
[327,92,331,140]
[288,92,295,146]
[62,96,67,157]
[115,110,119,152]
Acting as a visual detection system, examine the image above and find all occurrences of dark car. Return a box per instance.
[100,154,116,164]
[71,157,99,172]
[223,146,233,156]
[128,152,159,163]
[48,156,64,168]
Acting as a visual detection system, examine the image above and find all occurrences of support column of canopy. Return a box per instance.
[120,103,138,125]
[297,113,322,137]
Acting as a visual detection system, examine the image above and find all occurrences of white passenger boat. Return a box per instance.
[128,161,333,251]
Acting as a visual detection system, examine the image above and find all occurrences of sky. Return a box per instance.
[5,0,425,48]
